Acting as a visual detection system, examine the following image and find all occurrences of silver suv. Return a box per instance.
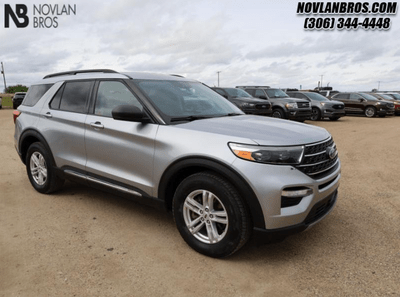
[14,70,341,257]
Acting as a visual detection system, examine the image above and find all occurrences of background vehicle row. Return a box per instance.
[330,92,394,118]
[236,86,312,121]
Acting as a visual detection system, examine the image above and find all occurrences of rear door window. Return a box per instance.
[57,81,93,113]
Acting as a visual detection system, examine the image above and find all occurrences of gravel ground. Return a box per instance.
[1,109,399,297]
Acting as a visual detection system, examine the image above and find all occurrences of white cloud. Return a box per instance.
[1,0,400,91]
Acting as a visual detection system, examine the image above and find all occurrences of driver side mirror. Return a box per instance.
[259,95,267,100]
[112,105,150,122]
[358,98,365,102]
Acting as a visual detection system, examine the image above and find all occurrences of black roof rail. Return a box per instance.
[170,74,185,78]
[236,86,271,89]
[43,69,119,79]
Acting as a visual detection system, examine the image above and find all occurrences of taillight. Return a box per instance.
[13,110,21,124]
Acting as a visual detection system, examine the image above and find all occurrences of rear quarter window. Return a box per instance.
[22,84,54,107]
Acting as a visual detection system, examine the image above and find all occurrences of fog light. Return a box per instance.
[282,188,313,198]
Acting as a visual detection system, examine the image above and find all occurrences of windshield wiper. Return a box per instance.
[170,115,210,122]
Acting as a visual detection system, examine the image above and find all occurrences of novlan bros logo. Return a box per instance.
[4,4,29,28]
[3,3,76,28]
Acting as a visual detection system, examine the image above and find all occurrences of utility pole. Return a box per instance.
[320,74,324,89]
[377,81,381,91]
[217,71,221,87]
[1,62,7,93]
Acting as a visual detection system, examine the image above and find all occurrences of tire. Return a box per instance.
[272,108,285,119]
[364,106,376,118]
[329,117,340,121]
[13,103,16,109]
[26,142,64,194]
[173,172,252,258]
[310,107,321,121]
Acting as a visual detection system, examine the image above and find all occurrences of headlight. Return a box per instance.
[376,102,381,105]
[285,103,297,109]
[320,102,326,106]
[229,143,304,165]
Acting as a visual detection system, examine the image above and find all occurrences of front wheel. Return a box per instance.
[26,142,64,194]
[272,108,285,119]
[173,172,252,258]
[364,106,376,118]
[310,107,321,121]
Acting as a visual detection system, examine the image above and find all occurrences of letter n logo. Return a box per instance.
[4,4,29,28]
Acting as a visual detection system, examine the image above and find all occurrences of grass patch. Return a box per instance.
[1,95,13,108]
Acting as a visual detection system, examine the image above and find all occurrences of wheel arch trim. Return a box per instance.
[19,129,55,166]
[158,156,265,228]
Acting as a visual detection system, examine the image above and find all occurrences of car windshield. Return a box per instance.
[360,93,378,100]
[304,92,330,102]
[377,94,393,100]
[135,80,243,123]
[265,89,289,98]
[224,88,252,98]
[386,93,400,100]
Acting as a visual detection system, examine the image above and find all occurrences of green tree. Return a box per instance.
[6,84,29,93]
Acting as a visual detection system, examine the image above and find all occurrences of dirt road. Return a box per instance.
[1,109,399,296]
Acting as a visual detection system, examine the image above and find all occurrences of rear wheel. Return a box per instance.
[173,172,252,258]
[26,142,64,194]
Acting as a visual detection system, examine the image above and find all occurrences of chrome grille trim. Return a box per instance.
[295,137,338,178]
[306,159,339,176]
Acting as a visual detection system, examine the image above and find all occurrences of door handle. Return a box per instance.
[90,121,104,129]
[44,112,52,118]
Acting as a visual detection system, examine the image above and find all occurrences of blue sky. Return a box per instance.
[1,0,400,92]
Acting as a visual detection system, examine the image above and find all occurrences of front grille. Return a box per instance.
[298,110,311,115]
[297,102,310,108]
[332,104,344,109]
[386,103,394,109]
[304,190,337,225]
[256,103,270,109]
[295,137,339,178]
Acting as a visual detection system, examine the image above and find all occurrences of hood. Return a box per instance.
[328,100,344,105]
[233,97,270,103]
[177,115,330,146]
[271,96,309,103]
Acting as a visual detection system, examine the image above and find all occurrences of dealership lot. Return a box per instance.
[1,109,399,296]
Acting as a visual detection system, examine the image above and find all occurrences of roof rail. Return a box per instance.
[43,69,119,79]
[170,74,185,78]
[236,86,271,89]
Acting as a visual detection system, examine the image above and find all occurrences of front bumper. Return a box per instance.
[252,189,337,243]
[286,108,312,120]
[322,108,345,118]
[243,108,272,116]
[231,157,341,230]
[377,108,395,116]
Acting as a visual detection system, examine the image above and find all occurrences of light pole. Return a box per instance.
[217,71,221,87]
[320,74,324,89]
[1,62,7,93]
